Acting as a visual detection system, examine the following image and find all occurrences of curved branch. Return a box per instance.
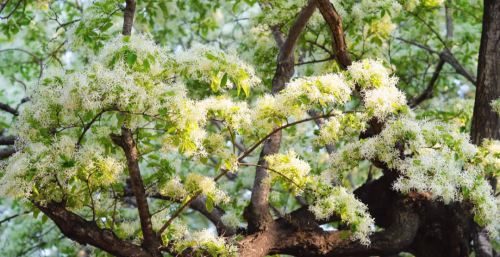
[0,101,18,116]
[316,0,352,69]
[0,147,16,159]
[410,60,445,107]
[34,201,152,257]
[274,208,419,257]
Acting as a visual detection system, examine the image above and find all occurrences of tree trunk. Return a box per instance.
[471,0,500,145]
[470,1,500,256]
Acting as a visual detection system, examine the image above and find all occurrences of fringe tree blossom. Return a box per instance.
[327,113,500,236]
[1,30,499,253]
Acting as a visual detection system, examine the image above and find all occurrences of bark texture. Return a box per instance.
[471,0,500,145]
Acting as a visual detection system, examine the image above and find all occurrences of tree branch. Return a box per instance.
[273,206,419,257]
[315,0,351,70]
[122,0,136,36]
[0,0,21,19]
[110,128,161,257]
[34,201,152,257]
[396,37,477,85]
[410,60,445,108]
[0,101,19,116]
[0,136,16,145]
[245,0,317,234]
[0,147,16,159]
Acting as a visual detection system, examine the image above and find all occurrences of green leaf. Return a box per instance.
[211,76,220,92]
[241,81,250,98]
[158,2,168,13]
[33,209,41,219]
[159,108,168,116]
[32,186,39,195]
[41,214,48,224]
[319,98,327,107]
[341,230,350,240]
[122,35,130,43]
[462,186,470,199]
[220,73,228,89]
[117,114,126,128]
[127,53,137,68]
[143,59,151,71]
[101,22,113,32]
[62,160,76,168]
[206,197,213,213]
[215,159,222,174]
[147,54,156,64]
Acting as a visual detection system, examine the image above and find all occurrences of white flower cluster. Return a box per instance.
[328,112,500,236]
[171,229,238,257]
[309,185,375,245]
[185,173,230,205]
[316,111,369,146]
[1,34,261,208]
[348,59,406,121]
[263,149,375,245]
[221,210,241,229]
[253,73,354,132]
[491,99,500,114]
[331,0,401,35]
[264,149,312,192]
[478,139,500,175]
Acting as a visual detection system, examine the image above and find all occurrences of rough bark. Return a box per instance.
[122,0,136,36]
[0,147,16,159]
[471,0,500,145]
[35,201,152,257]
[0,136,16,145]
[0,101,18,116]
[316,0,351,70]
[110,128,161,257]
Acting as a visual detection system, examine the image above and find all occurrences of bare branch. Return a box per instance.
[410,60,445,108]
[0,212,25,225]
[395,37,437,53]
[316,0,351,69]
[34,201,152,257]
[0,102,18,116]
[0,136,16,145]
[396,37,477,85]
[296,56,335,66]
[0,0,21,19]
[0,147,16,159]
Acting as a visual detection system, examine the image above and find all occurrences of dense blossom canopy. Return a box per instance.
[0,0,496,256]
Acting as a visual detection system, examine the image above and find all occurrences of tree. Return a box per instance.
[0,0,498,256]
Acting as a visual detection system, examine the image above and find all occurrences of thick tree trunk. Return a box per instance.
[470,1,500,256]
[471,0,500,145]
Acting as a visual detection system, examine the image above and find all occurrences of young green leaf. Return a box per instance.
[206,197,214,213]
[127,53,137,68]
